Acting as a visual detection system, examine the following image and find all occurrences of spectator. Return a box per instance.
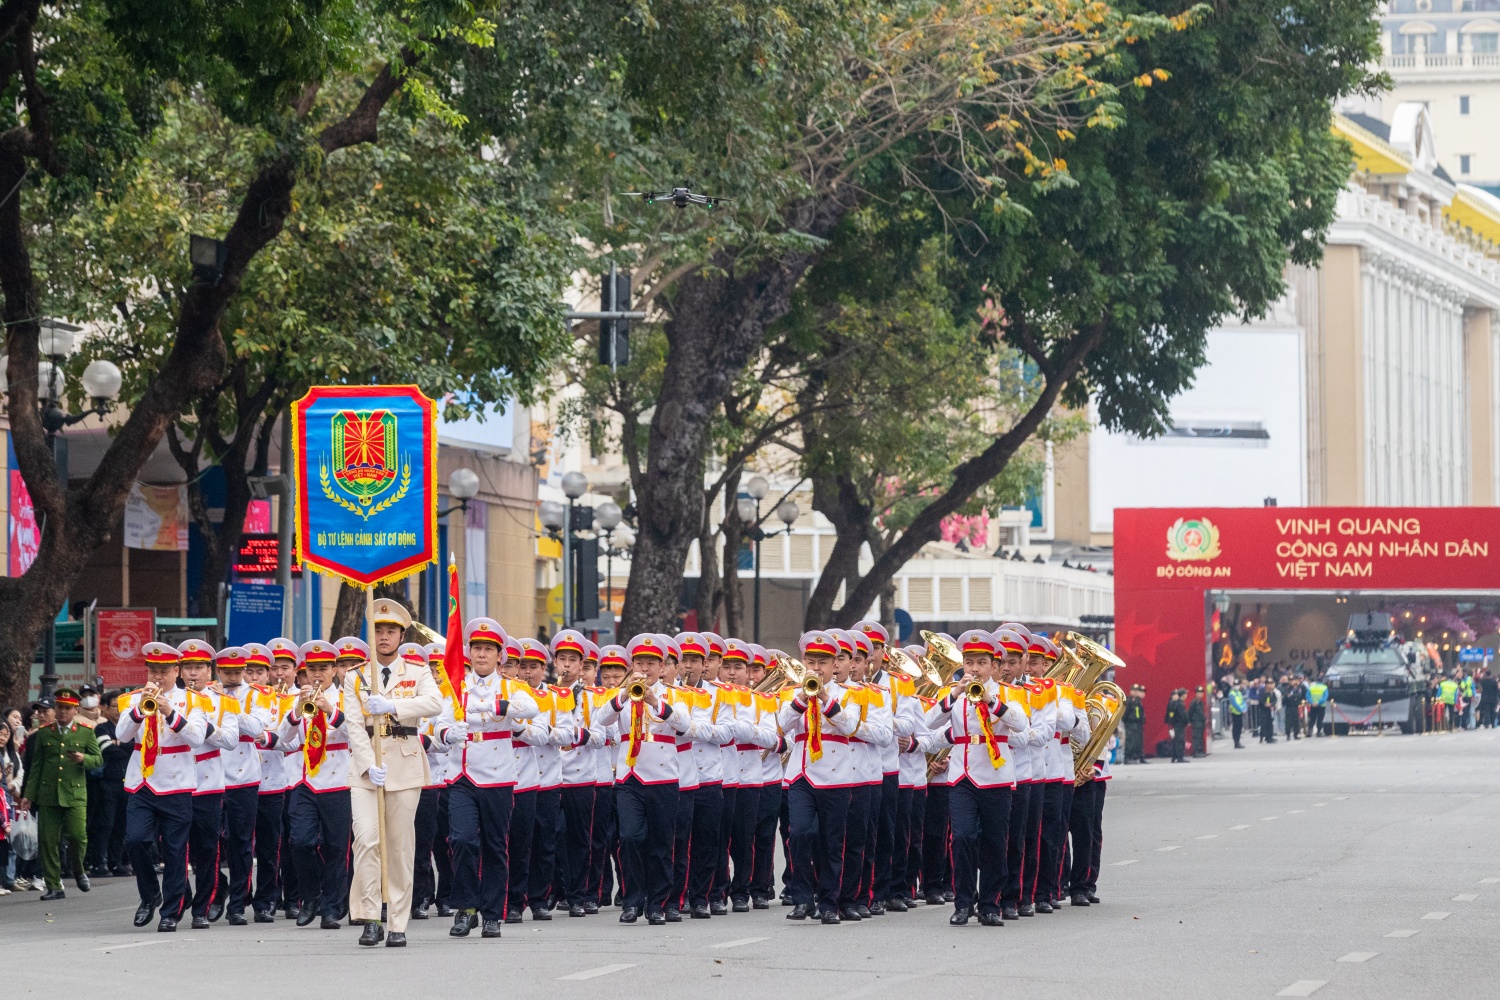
[0,718,20,892]
[5,706,23,754]
[94,692,132,876]
[1480,670,1499,729]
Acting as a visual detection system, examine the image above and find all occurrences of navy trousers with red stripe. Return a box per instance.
[616,776,679,915]
[252,791,285,914]
[786,778,851,912]
[125,786,193,918]
[219,785,258,915]
[188,792,224,918]
[1001,781,1032,909]
[288,785,351,919]
[948,779,1010,915]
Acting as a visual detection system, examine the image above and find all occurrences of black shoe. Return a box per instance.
[358,922,384,946]
[190,914,210,929]
[752,896,770,910]
[386,932,406,947]
[949,905,971,926]
[868,901,885,916]
[1070,894,1090,907]
[504,911,523,924]
[942,890,954,902]
[820,910,841,925]
[569,903,586,917]
[664,908,682,923]
[207,900,224,922]
[320,915,341,929]
[1018,903,1035,917]
[647,911,666,925]
[76,872,91,893]
[285,904,299,921]
[530,906,552,921]
[111,866,133,878]
[1002,906,1020,921]
[619,907,639,923]
[839,905,863,921]
[732,898,750,913]
[158,916,177,932]
[437,902,454,917]
[1086,891,1100,904]
[297,908,318,927]
[583,901,599,914]
[410,903,429,920]
[925,893,945,906]
[788,903,811,920]
[979,911,1004,926]
[613,892,625,907]
[855,904,871,919]
[1034,900,1053,914]
[39,888,66,901]
[690,904,712,919]
[450,912,472,937]
[780,892,794,906]
[885,897,908,912]
[482,919,503,938]
[227,911,247,926]
[254,909,275,923]
[710,900,728,916]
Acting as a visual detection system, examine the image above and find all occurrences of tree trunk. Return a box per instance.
[331,581,368,641]
[803,472,873,628]
[618,193,852,636]
[719,470,744,638]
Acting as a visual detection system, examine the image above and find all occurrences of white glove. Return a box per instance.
[468,696,496,716]
[365,694,397,715]
[444,722,469,745]
[367,765,387,787]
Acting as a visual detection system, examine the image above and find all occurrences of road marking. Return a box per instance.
[1156,846,1181,852]
[1287,809,1305,814]
[1421,912,1450,920]
[1195,834,1219,840]
[558,965,637,981]
[1276,980,1327,997]
[1337,952,1378,963]
[1111,860,1138,867]
[1452,893,1478,902]
[1261,816,1279,821]
[1313,802,1328,807]
[712,937,769,949]
[1229,824,1250,831]
[1385,930,1419,938]
[1334,796,1349,800]
[94,940,166,952]
[1479,878,1500,885]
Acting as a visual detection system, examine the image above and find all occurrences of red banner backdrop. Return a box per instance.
[1114,507,1500,752]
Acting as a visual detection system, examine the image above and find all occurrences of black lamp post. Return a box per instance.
[737,475,799,644]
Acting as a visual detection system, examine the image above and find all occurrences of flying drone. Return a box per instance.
[621,185,731,209]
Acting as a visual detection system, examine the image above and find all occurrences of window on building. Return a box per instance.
[1461,154,1473,174]
[969,576,993,615]
[788,533,814,572]
[907,577,933,615]
[1461,95,1472,115]
[1472,32,1500,53]
[939,577,964,614]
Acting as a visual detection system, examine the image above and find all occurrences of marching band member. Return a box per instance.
[179,639,239,929]
[552,629,605,918]
[213,645,271,926]
[855,621,905,914]
[439,619,539,938]
[676,631,734,919]
[274,639,354,930]
[588,645,630,911]
[746,644,785,909]
[1037,635,1087,910]
[944,629,1028,926]
[701,632,737,913]
[838,629,893,921]
[659,634,700,923]
[594,634,694,925]
[782,630,861,924]
[246,641,293,923]
[344,600,445,947]
[1067,682,1106,907]
[516,638,574,920]
[119,642,210,931]
[412,642,456,920]
[917,638,955,907]
[262,638,302,921]
[720,638,775,911]
[502,634,542,925]
[898,681,945,906]
[998,630,1049,920]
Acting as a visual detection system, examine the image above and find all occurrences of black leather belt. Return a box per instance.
[366,725,419,739]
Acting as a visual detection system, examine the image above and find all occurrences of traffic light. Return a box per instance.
[597,270,631,368]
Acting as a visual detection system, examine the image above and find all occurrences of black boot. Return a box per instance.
[358,922,384,946]
[949,905,971,925]
[450,910,472,937]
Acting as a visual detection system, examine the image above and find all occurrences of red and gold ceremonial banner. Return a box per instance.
[292,385,438,586]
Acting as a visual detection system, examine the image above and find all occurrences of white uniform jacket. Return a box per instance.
[192,688,242,795]
[594,681,695,786]
[941,680,1028,788]
[256,688,296,794]
[778,682,861,789]
[273,690,352,793]
[435,673,541,789]
[221,683,271,790]
[117,687,211,795]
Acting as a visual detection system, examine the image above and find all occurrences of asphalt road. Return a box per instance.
[2,729,1496,998]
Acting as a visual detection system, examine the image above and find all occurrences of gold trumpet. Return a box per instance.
[626,679,648,702]
[139,693,160,716]
[298,682,326,718]
[964,678,987,703]
[802,675,822,699]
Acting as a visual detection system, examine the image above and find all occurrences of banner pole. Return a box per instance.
[365,584,390,908]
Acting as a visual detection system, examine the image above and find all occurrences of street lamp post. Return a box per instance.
[737,475,799,644]
[560,472,589,630]
[2,321,123,698]
[594,501,626,629]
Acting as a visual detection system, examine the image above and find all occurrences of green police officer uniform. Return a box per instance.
[22,695,103,894]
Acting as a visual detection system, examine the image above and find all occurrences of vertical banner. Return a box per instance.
[8,467,39,576]
[292,385,438,586]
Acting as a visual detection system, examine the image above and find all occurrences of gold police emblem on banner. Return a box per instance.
[1166,517,1221,562]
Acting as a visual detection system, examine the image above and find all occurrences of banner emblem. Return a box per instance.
[321,409,410,518]
[1166,517,1221,562]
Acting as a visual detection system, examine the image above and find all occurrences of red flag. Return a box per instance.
[441,557,467,721]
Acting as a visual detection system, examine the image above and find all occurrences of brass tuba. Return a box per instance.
[914,630,963,698]
[752,654,810,694]
[1058,632,1127,784]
